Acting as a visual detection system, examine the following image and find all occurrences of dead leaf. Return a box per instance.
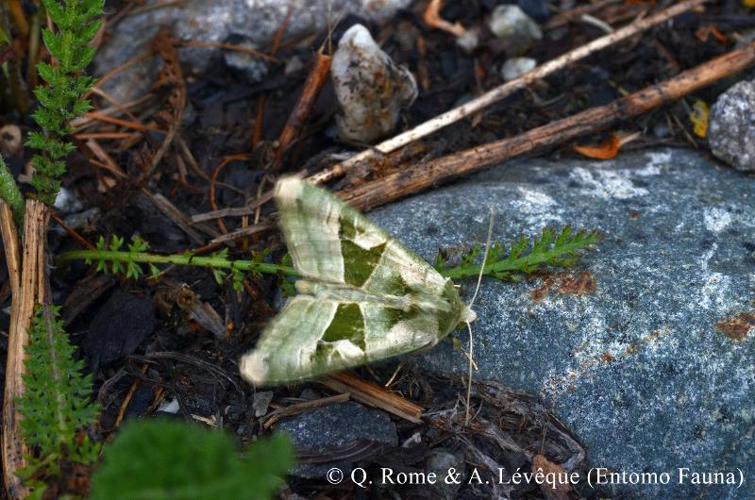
[424,0,466,37]
[573,134,620,160]
[689,100,709,138]
[696,25,729,45]
[532,454,571,500]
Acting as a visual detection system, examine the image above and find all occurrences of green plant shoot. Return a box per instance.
[27,0,104,204]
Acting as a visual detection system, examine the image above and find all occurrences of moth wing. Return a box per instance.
[274,177,450,296]
[240,295,443,387]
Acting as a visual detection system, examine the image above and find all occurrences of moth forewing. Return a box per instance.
[240,177,475,387]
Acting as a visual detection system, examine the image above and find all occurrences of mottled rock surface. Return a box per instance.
[278,401,398,478]
[709,78,755,172]
[95,0,412,102]
[370,149,754,498]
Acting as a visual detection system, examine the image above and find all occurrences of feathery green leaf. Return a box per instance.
[90,420,293,500]
[438,226,600,281]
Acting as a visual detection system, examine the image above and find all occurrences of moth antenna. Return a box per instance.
[468,208,496,310]
[464,208,496,426]
[464,321,474,426]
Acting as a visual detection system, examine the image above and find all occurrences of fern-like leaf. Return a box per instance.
[439,226,600,281]
[27,0,105,204]
[17,305,100,492]
[90,420,294,500]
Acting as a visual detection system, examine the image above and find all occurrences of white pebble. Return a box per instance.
[488,5,542,56]
[501,57,537,81]
[331,24,417,143]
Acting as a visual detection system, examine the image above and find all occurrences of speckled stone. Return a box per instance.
[332,24,417,142]
[709,78,755,172]
[370,148,754,498]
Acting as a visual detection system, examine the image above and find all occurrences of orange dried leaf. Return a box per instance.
[573,134,621,160]
[424,0,466,38]
[689,100,709,138]
[744,0,755,9]
[696,25,730,45]
[532,454,571,500]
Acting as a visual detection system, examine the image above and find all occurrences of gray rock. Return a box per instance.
[709,79,755,172]
[95,0,412,103]
[423,448,466,499]
[222,39,269,82]
[487,5,542,56]
[501,57,537,81]
[455,27,480,53]
[278,401,398,478]
[370,149,754,498]
[252,391,274,417]
[332,24,418,143]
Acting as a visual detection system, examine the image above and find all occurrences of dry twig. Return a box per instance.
[272,51,332,171]
[320,372,424,423]
[262,393,350,429]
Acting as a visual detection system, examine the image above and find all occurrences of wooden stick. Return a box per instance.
[307,0,709,186]
[262,393,349,429]
[0,202,21,298]
[2,200,49,499]
[342,41,755,211]
[320,372,424,423]
[272,52,332,171]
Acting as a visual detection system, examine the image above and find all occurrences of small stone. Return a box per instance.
[53,187,83,214]
[424,448,466,499]
[456,27,480,53]
[223,37,269,83]
[488,5,542,56]
[157,398,180,414]
[501,57,537,81]
[708,79,755,172]
[60,207,100,233]
[332,24,417,143]
[284,55,305,75]
[0,124,22,156]
[252,391,274,417]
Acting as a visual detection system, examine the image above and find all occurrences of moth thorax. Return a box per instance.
[461,306,477,323]
[295,280,315,295]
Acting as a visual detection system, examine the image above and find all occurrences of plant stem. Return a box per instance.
[57,249,299,277]
[0,155,25,225]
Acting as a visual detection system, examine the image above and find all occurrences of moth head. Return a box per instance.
[240,351,269,386]
[274,175,305,205]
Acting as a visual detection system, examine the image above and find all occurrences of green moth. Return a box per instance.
[240,177,476,386]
